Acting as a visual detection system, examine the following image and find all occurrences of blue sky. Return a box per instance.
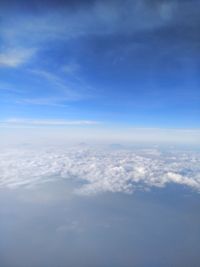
[0,0,200,133]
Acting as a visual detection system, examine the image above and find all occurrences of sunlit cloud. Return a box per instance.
[0,146,199,194]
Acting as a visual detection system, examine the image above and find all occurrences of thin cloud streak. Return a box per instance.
[28,69,92,101]
[1,118,100,126]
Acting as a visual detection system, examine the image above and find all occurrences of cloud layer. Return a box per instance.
[0,146,199,195]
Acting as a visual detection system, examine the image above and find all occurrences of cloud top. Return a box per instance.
[0,146,199,195]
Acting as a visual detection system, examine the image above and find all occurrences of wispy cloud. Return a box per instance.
[0,67,92,107]
[0,0,198,71]
[28,69,89,101]
[0,82,23,93]
[16,97,69,107]
[29,69,61,82]
[61,63,80,75]
[2,118,100,126]
[0,0,177,68]
[0,48,35,67]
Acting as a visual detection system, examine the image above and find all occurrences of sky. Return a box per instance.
[0,0,200,143]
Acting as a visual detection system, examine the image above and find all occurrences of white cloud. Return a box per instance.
[0,146,199,195]
[0,48,35,67]
[2,118,99,126]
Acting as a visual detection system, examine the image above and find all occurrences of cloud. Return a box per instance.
[0,48,35,67]
[0,67,92,106]
[0,82,23,93]
[0,0,199,71]
[0,146,199,194]
[1,0,175,40]
[2,118,100,126]
[28,69,86,101]
[16,97,69,107]
[61,63,80,75]
[0,1,179,55]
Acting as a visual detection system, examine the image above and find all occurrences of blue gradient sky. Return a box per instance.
[0,0,200,133]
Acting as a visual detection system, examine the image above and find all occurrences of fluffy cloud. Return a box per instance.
[0,146,199,194]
